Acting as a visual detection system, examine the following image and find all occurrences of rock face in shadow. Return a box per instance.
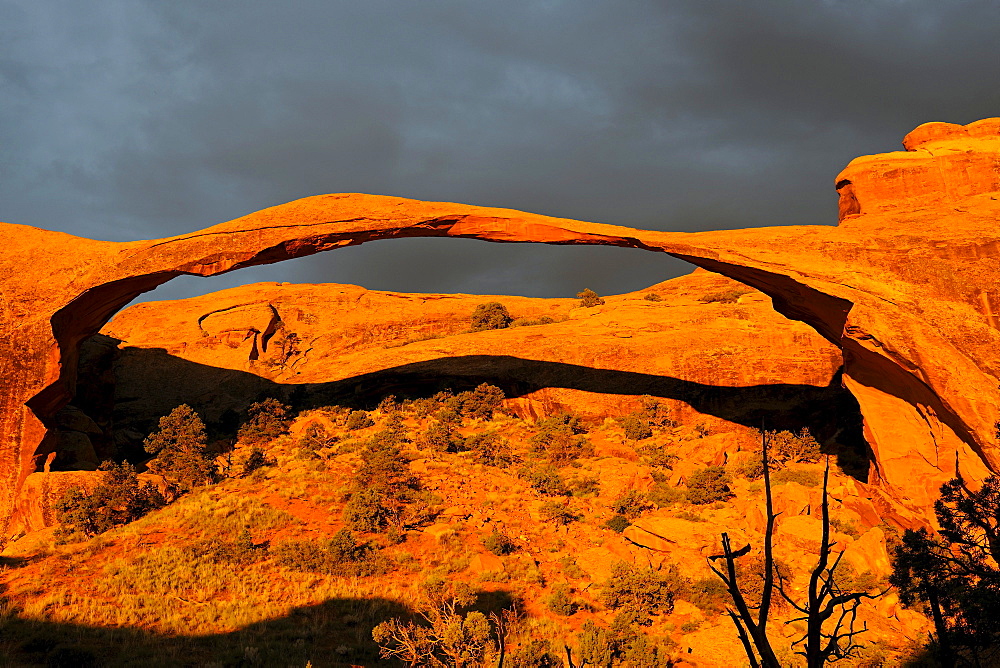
[1,117,999,531]
[95,269,848,443]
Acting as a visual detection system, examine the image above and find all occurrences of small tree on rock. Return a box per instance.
[55,461,165,537]
[237,398,291,445]
[471,302,512,331]
[891,473,1000,667]
[143,404,215,493]
[577,288,605,307]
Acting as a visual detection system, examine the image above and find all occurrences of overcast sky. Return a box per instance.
[3,0,998,302]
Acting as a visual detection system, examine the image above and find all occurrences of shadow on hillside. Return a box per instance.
[104,349,869,480]
[0,587,943,667]
[1,594,408,667]
[0,586,526,667]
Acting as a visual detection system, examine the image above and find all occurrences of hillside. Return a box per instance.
[1,384,927,667]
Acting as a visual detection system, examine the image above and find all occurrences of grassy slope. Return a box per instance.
[0,401,925,667]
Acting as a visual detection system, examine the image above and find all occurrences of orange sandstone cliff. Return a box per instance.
[1,118,999,533]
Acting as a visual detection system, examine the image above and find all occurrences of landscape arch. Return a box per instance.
[4,180,1000,534]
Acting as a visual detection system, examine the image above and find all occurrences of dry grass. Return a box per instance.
[0,399,922,666]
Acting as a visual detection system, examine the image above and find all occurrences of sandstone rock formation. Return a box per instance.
[94,270,846,450]
[1,118,998,532]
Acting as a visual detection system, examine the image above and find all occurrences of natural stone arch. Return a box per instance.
[3,118,1000,531]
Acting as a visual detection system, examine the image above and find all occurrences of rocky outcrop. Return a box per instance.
[2,118,999,532]
[96,270,847,447]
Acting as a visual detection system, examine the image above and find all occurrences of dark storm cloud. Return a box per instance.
[2,0,998,302]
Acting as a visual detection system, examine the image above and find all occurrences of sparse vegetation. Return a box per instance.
[511,315,557,327]
[236,398,291,445]
[55,461,165,538]
[240,446,276,477]
[274,529,391,577]
[11,376,920,665]
[530,413,592,465]
[600,562,679,624]
[609,489,650,520]
[483,528,518,556]
[698,288,752,303]
[143,404,215,493]
[619,414,653,441]
[539,500,579,525]
[519,463,570,496]
[467,431,518,468]
[577,288,605,307]
[546,584,578,615]
[685,465,733,504]
[345,409,375,431]
[470,301,513,331]
[604,514,631,533]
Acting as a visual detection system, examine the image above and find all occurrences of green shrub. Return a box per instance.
[576,620,616,667]
[143,404,215,493]
[419,419,465,453]
[688,576,730,614]
[343,488,394,532]
[698,288,751,303]
[600,562,678,623]
[519,464,570,496]
[184,529,266,566]
[509,640,561,668]
[639,395,675,428]
[560,555,587,579]
[539,500,579,525]
[345,410,375,431]
[635,443,679,469]
[734,455,765,480]
[483,529,517,555]
[771,467,823,487]
[830,517,862,538]
[619,414,653,441]
[577,288,605,307]
[467,431,518,468]
[55,461,165,538]
[771,428,822,464]
[396,490,443,530]
[274,529,390,577]
[530,416,592,465]
[643,293,662,302]
[620,633,675,668]
[568,474,601,497]
[470,302,512,331]
[236,398,291,445]
[377,394,399,414]
[433,383,506,421]
[298,422,337,455]
[646,482,686,507]
[240,447,275,477]
[355,423,416,495]
[604,514,631,533]
[546,584,578,615]
[511,315,556,327]
[610,490,650,520]
[685,466,733,504]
